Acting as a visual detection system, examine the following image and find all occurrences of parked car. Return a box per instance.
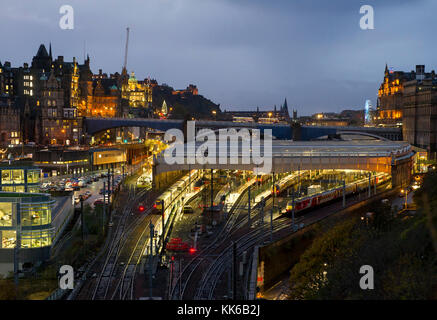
[93,198,104,206]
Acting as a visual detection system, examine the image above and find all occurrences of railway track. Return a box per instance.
[195,181,394,299]
[170,173,322,300]
[170,182,277,300]
[86,171,199,300]
[110,217,151,300]
[195,217,295,299]
[169,186,250,299]
[80,187,150,300]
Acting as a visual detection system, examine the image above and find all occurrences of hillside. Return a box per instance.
[152,84,221,120]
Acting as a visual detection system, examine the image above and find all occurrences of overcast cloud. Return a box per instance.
[0,0,435,115]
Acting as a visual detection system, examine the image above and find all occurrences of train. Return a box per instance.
[153,170,201,213]
[271,171,309,196]
[256,174,270,185]
[285,173,389,214]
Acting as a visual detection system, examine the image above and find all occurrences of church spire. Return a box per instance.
[49,43,52,60]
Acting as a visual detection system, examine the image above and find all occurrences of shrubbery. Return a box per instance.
[288,174,437,299]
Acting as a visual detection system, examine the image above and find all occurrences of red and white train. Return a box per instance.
[285,173,389,214]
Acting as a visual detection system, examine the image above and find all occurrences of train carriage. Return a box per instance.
[285,173,389,215]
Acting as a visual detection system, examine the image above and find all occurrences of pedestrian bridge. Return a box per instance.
[153,139,414,187]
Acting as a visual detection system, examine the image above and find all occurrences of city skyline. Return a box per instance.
[1,0,437,115]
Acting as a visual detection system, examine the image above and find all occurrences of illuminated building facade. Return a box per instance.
[33,148,90,176]
[121,70,153,113]
[0,166,41,193]
[0,165,61,276]
[375,65,434,127]
[88,79,119,117]
[78,68,121,118]
[39,71,81,146]
[0,192,55,275]
[377,64,437,159]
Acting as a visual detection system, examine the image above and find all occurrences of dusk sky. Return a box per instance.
[1,0,436,115]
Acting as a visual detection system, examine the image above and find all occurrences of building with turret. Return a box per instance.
[377,64,437,159]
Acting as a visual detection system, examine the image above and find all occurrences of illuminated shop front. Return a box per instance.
[0,193,54,275]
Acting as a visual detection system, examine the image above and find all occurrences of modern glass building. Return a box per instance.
[0,193,54,248]
[0,165,41,193]
[0,192,55,275]
[0,164,61,275]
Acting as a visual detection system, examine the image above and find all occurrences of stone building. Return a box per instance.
[377,64,437,159]
[0,97,20,147]
[402,66,437,159]
[39,71,81,146]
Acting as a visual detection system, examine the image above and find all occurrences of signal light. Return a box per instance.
[139,205,145,212]
[189,247,197,254]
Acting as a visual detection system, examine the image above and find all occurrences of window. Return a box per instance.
[2,186,25,193]
[27,186,39,193]
[1,230,16,248]
[27,170,40,184]
[0,202,13,227]
[21,230,52,248]
[1,170,12,184]
[21,204,51,227]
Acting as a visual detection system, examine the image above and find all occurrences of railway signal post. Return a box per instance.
[291,189,296,231]
[374,175,377,195]
[232,241,237,300]
[103,181,107,234]
[248,185,251,226]
[148,222,154,299]
[80,197,84,241]
[160,200,165,251]
[342,180,346,208]
[210,168,214,209]
[368,173,371,198]
[107,168,112,219]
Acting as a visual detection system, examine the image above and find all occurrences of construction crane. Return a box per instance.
[123,27,130,72]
